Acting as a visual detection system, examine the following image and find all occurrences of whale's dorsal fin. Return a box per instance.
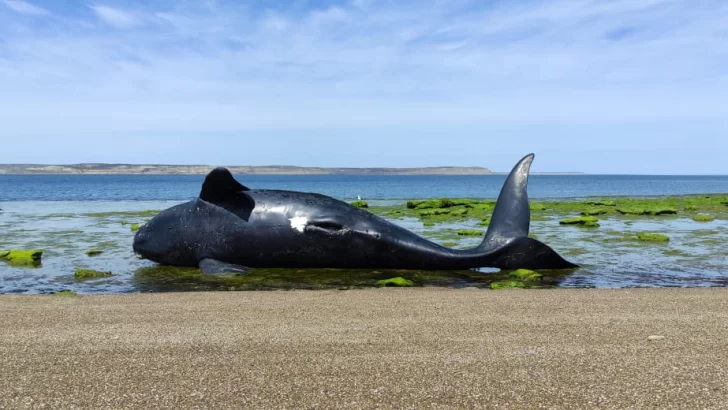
[200,167,249,200]
[200,167,254,220]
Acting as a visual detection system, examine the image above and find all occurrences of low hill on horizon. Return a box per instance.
[0,163,499,176]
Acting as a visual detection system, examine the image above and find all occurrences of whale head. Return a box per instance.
[132,203,199,266]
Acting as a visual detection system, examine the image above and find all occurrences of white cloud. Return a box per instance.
[0,0,726,169]
[89,4,140,28]
[2,0,47,15]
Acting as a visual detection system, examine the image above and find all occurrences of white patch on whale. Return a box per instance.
[289,216,308,232]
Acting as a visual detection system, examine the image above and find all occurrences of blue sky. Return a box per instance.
[0,0,726,174]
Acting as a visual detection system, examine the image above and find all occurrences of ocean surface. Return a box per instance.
[1,173,727,294]
[2,174,728,202]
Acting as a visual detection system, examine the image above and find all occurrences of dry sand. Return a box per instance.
[1,288,726,409]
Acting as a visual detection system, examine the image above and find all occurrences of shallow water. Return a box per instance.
[1,200,727,294]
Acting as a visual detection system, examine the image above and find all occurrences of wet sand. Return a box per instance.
[1,288,727,409]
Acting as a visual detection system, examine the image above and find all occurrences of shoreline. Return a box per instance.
[1,287,726,408]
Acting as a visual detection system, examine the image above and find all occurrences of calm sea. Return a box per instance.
[1,174,728,201]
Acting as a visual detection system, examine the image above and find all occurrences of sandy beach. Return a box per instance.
[1,288,726,409]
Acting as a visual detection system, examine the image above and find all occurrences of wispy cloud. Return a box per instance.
[0,0,726,171]
[89,4,141,28]
[2,0,47,15]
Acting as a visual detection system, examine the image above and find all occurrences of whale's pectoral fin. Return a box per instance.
[304,219,349,235]
[199,258,250,275]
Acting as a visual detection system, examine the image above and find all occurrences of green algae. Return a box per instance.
[559,216,600,227]
[564,248,586,256]
[509,269,542,282]
[54,290,78,297]
[376,277,415,287]
[529,203,547,211]
[407,199,452,209]
[581,208,607,216]
[663,249,691,257]
[450,208,468,216]
[636,233,670,242]
[74,269,113,280]
[130,223,140,232]
[85,209,161,218]
[86,249,103,256]
[384,210,404,218]
[0,249,43,266]
[478,216,491,226]
[616,207,646,215]
[490,280,526,290]
[645,207,678,215]
[133,265,513,291]
[586,200,616,206]
[350,200,369,208]
[692,214,714,222]
[457,229,483,236]
[442,241,459,248]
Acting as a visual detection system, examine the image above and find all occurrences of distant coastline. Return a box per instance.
[0,163,585,176]
[0,163,498,176]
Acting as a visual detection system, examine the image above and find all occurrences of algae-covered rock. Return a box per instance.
[692,214,714,222]
[450,208,468,216]
[645,207,677,216]
[581,208,607,216]
[54,290,78,297]
[408,198,457,210]
[490,280,526,290]
[587,200,617,206]
[509,269,542,282]
[559,216,600,227]
[376,277,414,287]
[74,269,113,280]
[685,205,698,211]
[86,249,103,256]
[636,233,670,242]
[423,221,435,227]
[350,200,369,208]
[0,249,43,266]
[130,223,140,232]
[457,229,483,236]
[529,203,547,211]
[478,216,491,226]
[450,199,482,207]
[616,207,645,215]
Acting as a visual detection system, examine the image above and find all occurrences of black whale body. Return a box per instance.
[133,154,578,274]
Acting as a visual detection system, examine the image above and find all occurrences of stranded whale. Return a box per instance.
[133,153,578,273]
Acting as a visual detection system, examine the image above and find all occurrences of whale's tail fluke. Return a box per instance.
[476,154,578,270]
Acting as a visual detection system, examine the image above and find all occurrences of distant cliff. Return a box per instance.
[0,163,495,175]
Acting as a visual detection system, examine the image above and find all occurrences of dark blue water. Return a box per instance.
[1,174,727,201]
